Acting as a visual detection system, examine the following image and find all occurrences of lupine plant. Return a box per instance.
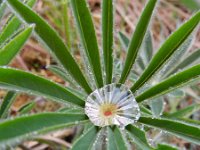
[0,0,200,149]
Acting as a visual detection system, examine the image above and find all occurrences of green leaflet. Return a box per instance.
[62,0,71,48]
[131,11,200,92]
[119,0,157,83]
[143,31,153,63]
[0,113,87,147]
[0,16,34,120]
[166,49,200,77]
[181,0,200,11]
[71,126,99,150]
[47,65,77,86]
[126,125,153,150]
[0,2,6,20]
[7,0,92,93]
[139,117,200,145]
[156,144,178,150]
[113,127,130,150]
[140,105,152,116]
[167,104,200,118]
[150,97,164,118]
[178,118,200,127]
[0,91,16,118]
[18,101,35,115]
[136,64,200,102]
[119,32,129,49]
[107,127,118,150]
[102,0,114,84]
[0,0,36,45]
[0,26,33,65]
[71,0,103,88]
[0,67,85,107]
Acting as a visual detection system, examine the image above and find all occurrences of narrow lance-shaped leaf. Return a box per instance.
[143,31,153,63]
[0,113,87,148]
[62,0,71,48]
[71,0,103,88]
[178,118,200,127]
[0,67,85,107]
[140,105,152,116]
[136,64,200,103]
[119,0,157,83]
[150,97,164,118]
[166,49,200,77]
[156,144,178,150]
[131,11,200,92]
[0,0,36,45]
[0,25,33,65]
[102,0,114,84]
[0,2,6,20]
[139,117,200,145]
[18,101,35,115]
[0,19,34,120]
[118,31,147,71]
[71,126,99,150]
[126,125,153,150]
[47,65,87,98]
[0,91,16,118]
[160,34,193,79]
[180,0,200,11]
[47,65,77,87]
[167,104,200,119]
[7,0,92,93]
[107,127,117,150]
[119,32,129,49]
[113,126,130,150]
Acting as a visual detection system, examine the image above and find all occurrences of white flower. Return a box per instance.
[85,83,140,128]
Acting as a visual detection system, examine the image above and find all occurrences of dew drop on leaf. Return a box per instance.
[85,83,140,128]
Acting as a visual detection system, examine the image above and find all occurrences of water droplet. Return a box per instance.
[85,83,140,127]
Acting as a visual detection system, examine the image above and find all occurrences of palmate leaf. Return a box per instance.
[6,0,92,93]
[0,25,33,65]
[0,91,16,118]
[126,125,153,150]
[119,0,157,83]
[139,117,200,145]
[0,0,36,45]
[0,67,85,107]
[131,11,200,92]
[102,0,114,84]
[71,126,99,150]
[71,0,103,88]
[0,113,87,148]
[136,64,200,102]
